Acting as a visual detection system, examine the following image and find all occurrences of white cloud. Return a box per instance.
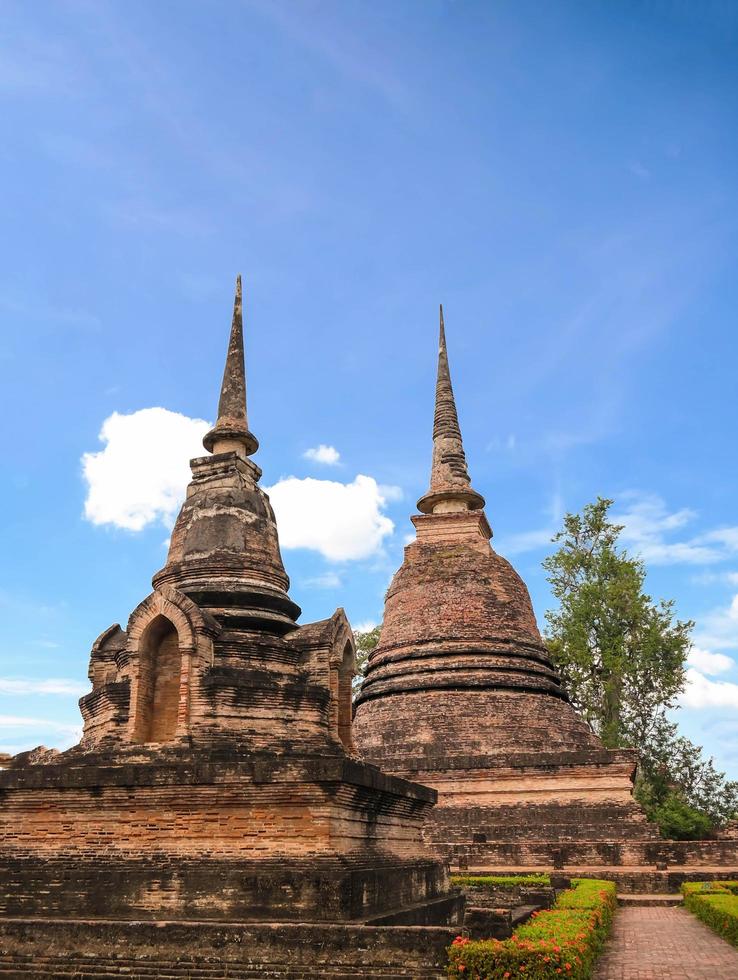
[680,668,738,710]
[82,408,210,531]
[0,678,88,696]
[686,647,735,676]
[303,444,341,465]
[694,593,738,651]
[265,475,396,561]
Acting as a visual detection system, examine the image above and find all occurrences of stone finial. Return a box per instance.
[417,305,485,514]
[202,276,259,456]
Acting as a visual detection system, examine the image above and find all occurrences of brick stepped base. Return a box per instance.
[459,866,738,894]
[443,838,738,868]
[431,803,656,844]
[617,894,683,907]
[0,960,442,979]
[0,918,457,980]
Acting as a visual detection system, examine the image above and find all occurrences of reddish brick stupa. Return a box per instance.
[0,282,461,977]
[353,309,738,879]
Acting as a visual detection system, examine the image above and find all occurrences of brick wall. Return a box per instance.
[0,918,459,979]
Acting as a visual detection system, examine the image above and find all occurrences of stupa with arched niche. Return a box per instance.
[0,281,461,977]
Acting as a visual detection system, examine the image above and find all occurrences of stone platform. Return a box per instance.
[0,739,458,924]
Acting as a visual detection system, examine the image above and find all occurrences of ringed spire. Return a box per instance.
[202,274,259,457]
[416,305,485,514]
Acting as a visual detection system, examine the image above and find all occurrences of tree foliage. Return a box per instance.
[543,497,690,749]
[635,713,738,832]
[353,625,380,695]
[543,497,738,837]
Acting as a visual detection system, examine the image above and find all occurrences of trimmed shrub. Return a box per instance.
[448,878,616,979]
[682,881,738,947]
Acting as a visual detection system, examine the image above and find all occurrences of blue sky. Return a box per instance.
[1,0,737,777]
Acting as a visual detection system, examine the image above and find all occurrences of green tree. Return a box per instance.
[543,497,738,837]
[635,713,738,832]
[353,626,380,696]
[543,497,690,749]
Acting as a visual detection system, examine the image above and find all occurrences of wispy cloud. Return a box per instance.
[495,491,738,566]
[0,33,84,98]
[494,490,562,557]
[615,492,738,566]
[627,160,651,180]
[498,526,556,557]
[101,199,214,237]
[353,620,378,634]
[0,715,81,735]
[243,0,410,110]
[302,571,342,589]
[0,678,87,697]
[0,284,100,332]
[694,594,738,652]
[0,590,65,620]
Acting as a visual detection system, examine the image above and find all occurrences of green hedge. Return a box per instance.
[448,878,616,979]
[451,874,551,890]
[682,881,738,947]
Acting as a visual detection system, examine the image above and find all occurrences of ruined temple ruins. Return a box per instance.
[0,280,462,977]
[353,307,738,889]
[1,285,737,977]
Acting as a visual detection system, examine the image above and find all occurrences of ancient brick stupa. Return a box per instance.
[354,307,665,872]
[0,281,461,976]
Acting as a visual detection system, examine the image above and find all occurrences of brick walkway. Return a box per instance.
[595,907,738,979]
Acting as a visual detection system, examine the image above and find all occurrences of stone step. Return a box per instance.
[617,893,683,907]
[510,904,540,927]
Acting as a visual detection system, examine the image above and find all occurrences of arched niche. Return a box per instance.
[325,611,356,755]
[125,587,220,745]
[132,614,181,744]
[336,639,356,754]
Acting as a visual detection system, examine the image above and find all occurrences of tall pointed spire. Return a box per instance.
[417,305,485,514]
[202,275,259,456]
